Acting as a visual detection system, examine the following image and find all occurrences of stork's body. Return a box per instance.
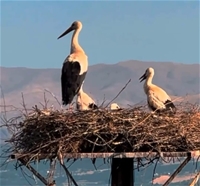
[139,67,176,113]
[76,85,98,111]
[58,21,88,106]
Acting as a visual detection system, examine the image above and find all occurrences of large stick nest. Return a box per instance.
[4,103,200,161]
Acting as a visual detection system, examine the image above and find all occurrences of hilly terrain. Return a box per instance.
[0,60,199,185]
[0,60,199,110]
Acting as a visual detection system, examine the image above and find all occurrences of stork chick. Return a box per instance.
[139,67,176,113]
[76,85,98,111]
[110,103,121,110]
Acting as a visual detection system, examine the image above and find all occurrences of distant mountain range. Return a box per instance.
[0,60,199,109]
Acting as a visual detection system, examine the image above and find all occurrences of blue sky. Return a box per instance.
[1,1,199,68]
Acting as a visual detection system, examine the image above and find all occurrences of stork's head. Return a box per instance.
[57,21,82,39]
[111,103,121,110]
[139,67,154,82]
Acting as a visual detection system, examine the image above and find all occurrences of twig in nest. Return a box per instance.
[43,92,49,109]
[39,92,49,109]
[0,85,7,118]
[91,158,97,170]
[20,92,28,116]
[105,79,131,108]
[151,157,159,186]
[60,162,78,186]
[46,158,57,185]
[44,89,61,106]
[99,94,106,108]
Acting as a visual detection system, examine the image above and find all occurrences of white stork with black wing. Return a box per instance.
[139,67,176,113]
[58,21,88,106]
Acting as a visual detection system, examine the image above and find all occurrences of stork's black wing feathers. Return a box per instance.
[164,100,177,113]
[61,61,87,105]
[88,103,98,110]
[148,99,176,114]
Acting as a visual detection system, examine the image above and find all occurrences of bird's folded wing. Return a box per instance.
[148,90,166,110]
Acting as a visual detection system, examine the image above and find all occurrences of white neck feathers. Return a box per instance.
[143,74,154,94]
[146,74,153,86]
[70,28,84,54]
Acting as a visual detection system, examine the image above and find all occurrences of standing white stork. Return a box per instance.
[139,67,176,113]
[58,21,88,106]
[76,84,98,111]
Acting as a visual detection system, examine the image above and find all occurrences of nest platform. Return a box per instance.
[4,103,200,162]
[1,103,200,186]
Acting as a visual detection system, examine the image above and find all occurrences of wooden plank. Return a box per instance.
[19,158,48,185]
[189,171,200,186]
[163,153,191,186]
[60,163,78,186]
[46,159,56,186]
[11,151,200,160]
[111,158,133,186]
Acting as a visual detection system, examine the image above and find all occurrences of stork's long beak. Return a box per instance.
[57,26,74,39]
[139,73,147,82]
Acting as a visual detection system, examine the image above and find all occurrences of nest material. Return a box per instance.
[6,103,200,161]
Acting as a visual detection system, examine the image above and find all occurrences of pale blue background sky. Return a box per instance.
[1,0,199,68]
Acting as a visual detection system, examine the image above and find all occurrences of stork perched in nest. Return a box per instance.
[110,103,121,110]
[76,84,98,111]
[58,21,88,109]
[139,67,176,113]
